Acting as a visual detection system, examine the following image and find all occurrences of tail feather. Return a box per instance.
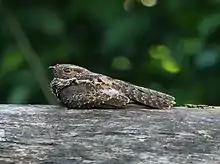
[127,87,175,109]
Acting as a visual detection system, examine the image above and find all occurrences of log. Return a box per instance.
[0,105,220,164]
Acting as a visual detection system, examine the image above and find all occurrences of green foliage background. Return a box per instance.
[1,0,220,106]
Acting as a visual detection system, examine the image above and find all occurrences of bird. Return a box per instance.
[48,64,176,109]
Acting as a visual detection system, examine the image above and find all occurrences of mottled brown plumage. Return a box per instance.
[49,64,176,109]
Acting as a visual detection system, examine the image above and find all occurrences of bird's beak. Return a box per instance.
[48,66,55,69]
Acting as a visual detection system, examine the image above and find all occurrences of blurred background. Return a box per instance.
[0,0,220,106]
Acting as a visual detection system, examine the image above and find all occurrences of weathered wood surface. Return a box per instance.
[0,105,220,164]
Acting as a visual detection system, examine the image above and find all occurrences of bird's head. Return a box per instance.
[48,64,90,79]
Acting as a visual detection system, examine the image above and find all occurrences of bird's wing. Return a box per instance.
[57,80,130,109]
[111,79,175,109]
[85,74,176,109]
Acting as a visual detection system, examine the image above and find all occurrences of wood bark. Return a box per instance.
[0,105,220,164]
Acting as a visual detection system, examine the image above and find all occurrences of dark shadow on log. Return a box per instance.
[0,104,220,164]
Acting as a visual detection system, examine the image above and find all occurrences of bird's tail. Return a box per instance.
[126,86,176,109]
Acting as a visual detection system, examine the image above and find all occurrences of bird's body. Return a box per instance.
[49,64,176,109]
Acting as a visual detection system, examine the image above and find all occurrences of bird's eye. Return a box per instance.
[63,67,71,73]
